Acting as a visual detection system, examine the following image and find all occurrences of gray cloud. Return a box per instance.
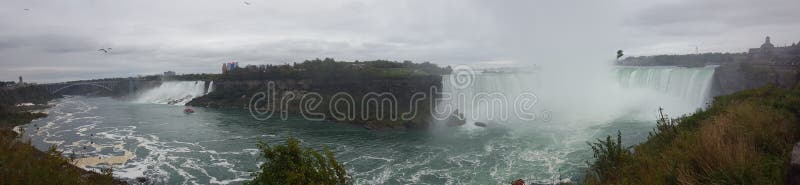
[0,0,798,82]
[629,0,800,28]
[0,34,96,53]
[619,0,800,55]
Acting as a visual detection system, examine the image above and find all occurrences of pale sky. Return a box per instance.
[1,0,799,82]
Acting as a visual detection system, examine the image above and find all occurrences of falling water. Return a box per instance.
[438,66,716,125]
[614,66,716,109]
[134,81,212,105]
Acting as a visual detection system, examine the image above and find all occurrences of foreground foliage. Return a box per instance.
[584,85,800,185]
[245,137,351,185]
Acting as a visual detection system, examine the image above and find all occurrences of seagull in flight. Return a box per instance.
[244,1,251,5]
[98,48,112,54]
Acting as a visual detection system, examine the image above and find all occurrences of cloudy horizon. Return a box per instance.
[1,0,799,83]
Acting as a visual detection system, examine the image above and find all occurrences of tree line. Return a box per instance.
[222,58,452,81]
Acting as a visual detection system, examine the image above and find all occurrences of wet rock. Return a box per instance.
[135,177,150,185]
[445,112,465,127]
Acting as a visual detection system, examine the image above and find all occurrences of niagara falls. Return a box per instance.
[2,1,800,185]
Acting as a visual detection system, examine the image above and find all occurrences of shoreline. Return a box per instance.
[0,101,132,185]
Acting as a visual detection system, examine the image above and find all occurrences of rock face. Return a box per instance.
[187,76,443,130]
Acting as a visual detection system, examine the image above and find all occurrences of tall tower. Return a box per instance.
[762,36,775,49]
[18,76,22,84]
[759,36,775,57]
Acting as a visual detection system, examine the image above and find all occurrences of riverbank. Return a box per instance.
[0,106,129,185]
[583,85,800,184]
[0,84,131,184]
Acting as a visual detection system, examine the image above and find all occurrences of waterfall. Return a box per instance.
[614,66,716,108]
[435,72,542,128]
[435,66,716,127]
[135,81,211,105]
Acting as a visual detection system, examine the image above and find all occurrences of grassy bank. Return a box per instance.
[583,85,800,184]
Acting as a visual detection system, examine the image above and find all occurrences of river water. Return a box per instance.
[19,66,715,185]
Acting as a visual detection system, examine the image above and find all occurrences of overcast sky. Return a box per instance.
[1,0,799,82]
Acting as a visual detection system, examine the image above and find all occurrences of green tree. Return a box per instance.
[245,137,351,185]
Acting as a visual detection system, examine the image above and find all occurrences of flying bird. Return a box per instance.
[244,1,251,5]
[23,9,29,11]
[98,48,112,54]
[616,50,624,59]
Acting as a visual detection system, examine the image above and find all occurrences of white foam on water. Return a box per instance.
[105,129,258,185]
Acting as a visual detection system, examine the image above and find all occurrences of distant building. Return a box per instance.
[221,62,239,74]
[18,76,22,84]
[0,81,15,88]
[163,71,176,80]
[749,36,800,58]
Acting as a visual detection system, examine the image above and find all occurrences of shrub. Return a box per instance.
[585,131,631,184]
[245,137,351,185]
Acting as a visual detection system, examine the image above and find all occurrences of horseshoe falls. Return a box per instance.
[614,66,716,109]
[437,66,716,128]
